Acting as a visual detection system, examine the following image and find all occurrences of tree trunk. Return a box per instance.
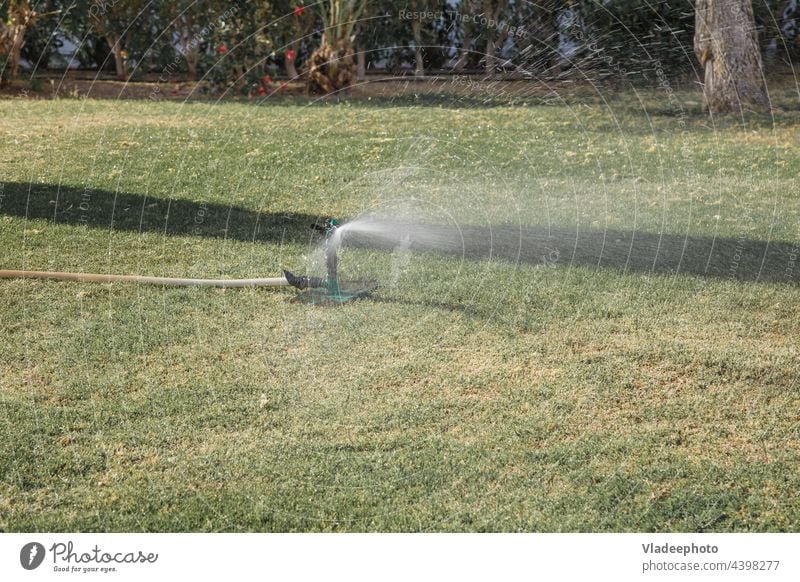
[306,0,366,94]
[185,54,198,81]
[694,0,769,113]
[454,29,471,71]
[484,39,496,77]
[356,45,366,81]
[454,2,474,71]
[306,42,355,94]
[0,2,35,86]
[412,19,424,77]
[180,26,198,81]
[285,56,298,80]
[483,0,508,77]
[107,34,128,81]
[8,21,27,82]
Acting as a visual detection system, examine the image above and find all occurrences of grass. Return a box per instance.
[1,81,799,531]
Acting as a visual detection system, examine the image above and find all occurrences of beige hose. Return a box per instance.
[0,269,289,288]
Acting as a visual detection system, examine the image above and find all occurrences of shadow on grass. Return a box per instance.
[341,220,798,285]
[3,182,797,284]
[1,181,322,246]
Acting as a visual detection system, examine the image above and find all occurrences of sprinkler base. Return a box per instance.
[284,270,376,305]
[293,286,374,306]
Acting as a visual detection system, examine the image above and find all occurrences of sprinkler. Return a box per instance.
[283,218,376,305]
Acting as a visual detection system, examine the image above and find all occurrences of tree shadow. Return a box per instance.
[2,182,797,284]
[0,181,321,246]
[341,220,799,285]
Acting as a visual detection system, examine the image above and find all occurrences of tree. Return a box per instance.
[453,0,479,72]
[263,1,317,81]
[694,0,770,113]
[162,1,219,81]
[0,1,38,86]
[19,0,63,75]
[575,0,694,78]
[198,2,274,94]
[444,0,515,76]
[509,0,560,75]
[754,0,800,64]
[407,0,438,76]
[87,0,144,80]
[306,0,368,93]
[482,0,508,76]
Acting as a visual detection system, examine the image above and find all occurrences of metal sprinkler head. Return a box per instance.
[283,218,376,305]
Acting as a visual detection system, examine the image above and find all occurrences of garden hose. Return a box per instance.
[0,269,289,288]
[0,219,375,303]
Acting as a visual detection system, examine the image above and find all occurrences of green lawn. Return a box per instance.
[1,83,799,531]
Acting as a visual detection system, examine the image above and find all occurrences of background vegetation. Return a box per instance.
[2,0,799,90]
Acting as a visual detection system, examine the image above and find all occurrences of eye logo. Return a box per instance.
[20,542,46,570]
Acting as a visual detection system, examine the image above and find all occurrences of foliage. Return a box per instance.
[261,1,319,80]
[0,0,37,85]
[504,0,561,74]
[2,0,798,88]
[754,0,800,63]
[195,1,274,94]
[17,0,63,74]
[572,0,696,77]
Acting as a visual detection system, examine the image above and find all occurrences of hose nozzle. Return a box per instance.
[310,218,339,236]
[284,218,341,291]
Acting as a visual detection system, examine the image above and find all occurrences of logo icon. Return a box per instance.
[20,542,46,570]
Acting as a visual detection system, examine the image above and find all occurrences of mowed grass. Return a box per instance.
[1,82,800,531]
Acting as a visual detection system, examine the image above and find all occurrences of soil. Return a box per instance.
[1,70,574,102]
